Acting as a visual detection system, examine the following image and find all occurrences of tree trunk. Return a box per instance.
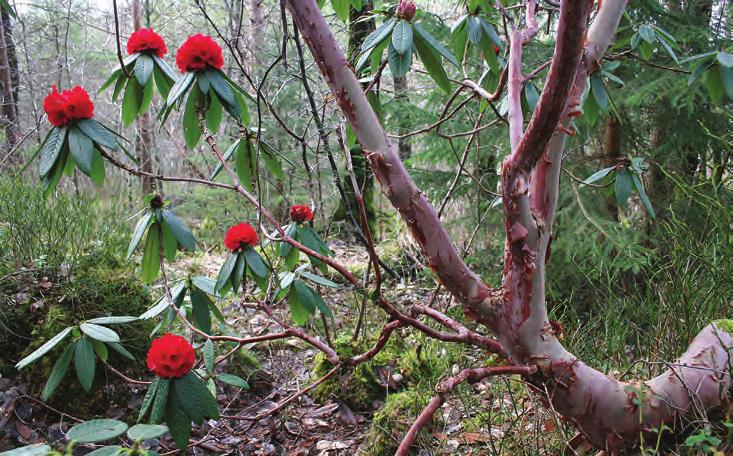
[284,0,733,451]
[334,2,376,232]
[247,0,264,68]
[132,0,155,194]
[394,76,411,160]
[0,10,21,154]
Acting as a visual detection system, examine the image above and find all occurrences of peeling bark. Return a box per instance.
[283,0,733,450]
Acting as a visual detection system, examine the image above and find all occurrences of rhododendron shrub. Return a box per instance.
[215,223,269,294]
[100,28,177,125]
[161,34,251,149]
[37,85,122,195]
[127,193,196,284]
[138,334,220,449]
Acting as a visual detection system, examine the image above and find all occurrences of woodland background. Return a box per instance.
[0,0,732,454]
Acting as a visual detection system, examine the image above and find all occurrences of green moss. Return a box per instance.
[714,319,733,334]
[0,253,153,417]
[362,388,440,456]
[310,334,391,410]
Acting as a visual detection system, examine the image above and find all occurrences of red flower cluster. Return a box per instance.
[43,85,94,127]
[146,334,196,378]
[127,28,167,58]
[224,223,259,252]
[175,34,224,73]
[395,0,416,21]
[289,205,314,223]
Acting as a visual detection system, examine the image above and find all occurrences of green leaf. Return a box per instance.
[15,327,73,369]
[590,74,608,111]
[139,74,155,115]
[74,337,96,392]
[141,224,161,284]
[466,15,482,44]
[203,339,215,373]
[135,54,154,86]
[161,219,178,262]
[86,316,138,325]
[450,17,468,65]
[99,68,123,93]
[217,373,248,389]
[293,280,332,318]
[581,166,614,186]
[192,276,218,296]
[284,241,300,269]
[388,42,412,78]
[86,446,123,456]
[236,137,254,191]
[332,0,349,20]
[300,226,331,256]
[190,287,213,334]
[206,69,240,119]
[161,210,196,251]
[288,287,311,325]
[127,424,168,441]
[166,71,195,107]
[153,63,172,100]
[243,246,268,279]
[41,344,74,401]
[183,86,202,149]
[479,33,499,74]
[128,211,153,259]
[89,149,105,187]
[615,168,632,208]
[215,252,238,294]
[688,57,714,85]
[197,71,210,93]
[209,137,241,181]
[173,372,220,425]
[205,90,223,133]
[122,78,143,126]
[77,119,117,150]
[165,389,191,449]
[112,71,127,102]
[108,342,135,361]
[413,32,450,93]
[719,65,733,100]
[362,18,396,53]
[67,419,128,444]
[656,35,678,64]
[638,24,655,44]
[150,378,169,424]
[231,252,246,293]
[413,23,458,67]
[152,54,179,82]
[279,223,298,257]
[67,127,94,176]
[391,20,413,55]
[38,126,68,177]
[702,66,724,103]
[0,445,51,456]
[91,339,109,362]
[631,172,655,218]
[80,323,120,343]
[299,271,340,288]
[717,52,733,68]
[259,140,285,179]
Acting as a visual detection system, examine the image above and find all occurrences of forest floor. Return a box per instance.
[1,240,583,455]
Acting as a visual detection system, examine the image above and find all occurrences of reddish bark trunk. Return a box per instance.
[283,0,733,451]
[132,0,155,194]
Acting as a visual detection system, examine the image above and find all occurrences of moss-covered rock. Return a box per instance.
[0,252,153,417]
[361,388,440,456]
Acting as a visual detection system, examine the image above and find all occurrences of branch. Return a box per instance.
[395,365,538,455]
[283,0,495,325]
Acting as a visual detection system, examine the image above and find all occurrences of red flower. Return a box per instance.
[175,34,224,73]
[127,28,167,58]
[396,0,416,21]
[146,334,196,378]
[224,223,258,252]
[289,205,314,223]
[43,85,94,127]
